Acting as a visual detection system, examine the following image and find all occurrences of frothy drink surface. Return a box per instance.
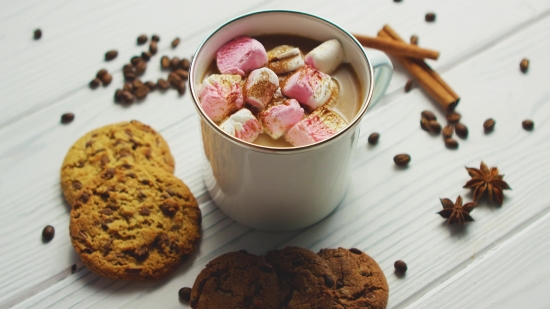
[202,35,363,147]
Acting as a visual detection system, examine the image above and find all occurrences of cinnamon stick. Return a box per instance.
[379,25,460,111]
[353,33,440,60]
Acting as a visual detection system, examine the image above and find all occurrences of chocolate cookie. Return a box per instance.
[69,164,201,280]
[190,251,282,309]
[61,121,175,205]
[265,247,335,309]
[318,248,388,309]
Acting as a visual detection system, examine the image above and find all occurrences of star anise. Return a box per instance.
[437,196,475,225]
[463,161,511,205]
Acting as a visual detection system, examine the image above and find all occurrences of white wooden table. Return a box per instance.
[1,0,550,308]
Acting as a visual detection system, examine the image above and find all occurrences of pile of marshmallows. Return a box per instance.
[198,36,347,146]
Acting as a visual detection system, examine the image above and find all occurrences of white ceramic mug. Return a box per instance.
[190,10,393,231]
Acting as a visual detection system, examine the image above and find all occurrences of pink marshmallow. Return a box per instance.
[219,108,262,143]
[285,106,347,146]
[199,74,244,122]
[259,99,304,139]
[216,36,268,76]
[281,65,334,111]
[244,68,279,110]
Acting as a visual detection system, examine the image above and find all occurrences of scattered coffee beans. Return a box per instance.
[34,28,42,40]
[89,78,100,89]
[368,133,380,145]
[124,82,134,93]
[522,120,534,131]
[170,57,181,70]
[428,120,441,134]
[96,69,107,79]
[454,123,468,138]
[145,81,156,91]
[161,56,170,69]
[114,89,124,102]
[61,113,75,124]
[149,41,158,54]
[442,125,453,139]
[135,61,147,75]
[42,225,55,242]
[105,50,118,61]
[168,72,183,87]
[421,110,436,121]
[131,56,142,65]
[180,58,191,70]
[394,260,407,273]
[404,80,413,92]
[174,69,189,80]
[132,79,144,89]
[483,118,495,132]
[172,37,180,48]
[101,73,113,86]
[151,34,160,42]
[520,58,529,73]
[446,112,461,123]
[394,154,411,167]
[176,82,186,95]
[410,35,418,45]
[137,34,148,45]
[179,287,192,301]
[444,138,458,149]
[134,85,150,100]
[123,64,134,73]
[420,118,431,132]
[157,78,170,90]
[121,91,134,104]
[141,51,152,61]
[425,13,436,22]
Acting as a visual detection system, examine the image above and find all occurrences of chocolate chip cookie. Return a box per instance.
[69,164,201,280]
[318,248,388,309]
[190,251,282,309]
[61,120,175,205]
[265,246,335,309]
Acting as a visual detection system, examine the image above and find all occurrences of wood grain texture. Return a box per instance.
[1,0,550,308]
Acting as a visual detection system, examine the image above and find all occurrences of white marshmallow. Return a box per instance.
[219,108,262,143]
[244,68,279,110]
[267,45,305,74]
[304,39,345,74]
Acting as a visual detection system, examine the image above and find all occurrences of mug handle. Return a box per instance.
[365,48,393,107]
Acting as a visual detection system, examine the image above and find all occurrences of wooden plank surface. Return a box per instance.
[1,0,550,308]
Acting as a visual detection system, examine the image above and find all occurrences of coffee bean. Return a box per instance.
[123,64,135,73]
[421,110,436,121]
[168,72,183,87]
[157,78,169,90]
[131,56,142,65]
[124,82,134,93]
[101,73,113,86]
[132,79,144,89]
[151,34,160,42]
[145,81,156,91]
[135,61,147,75]
[96,69,108,79]
[161,56,170,69]
[446,112,461,123]
[175,81,186,95]
[61,113,74,124]
[71,264,77,274]
[149,41,158,54]
[137,34,148,45]
[522,119,534,131]
[410,35,418,45]
[425,13,436,22]
[393,0,402,2]
[134,85,150,100]
[171,37,180,48]
[444,138,458,149]
[520,58,529,73]
[368,133,380,145]
[420,119,431,132]
[483,118,495,133]
[428,120,441,134]
[105,50,118,61]
[89,78,100,89]
[454,123,468,138]
[394,154,411,167]
[114,89,124,103]
[442,125,453,138]
[404,80,413,93]
[141,51,152,62]
[170,57,181,70]
[394,260,407,273]
[42,225,55,242]
[121,91,134,104]
[34,29,42,40]
[179,287,191,301]
[174,69,189,80]
[180,58,191,70]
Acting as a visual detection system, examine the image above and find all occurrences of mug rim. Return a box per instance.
[189,10,375,154]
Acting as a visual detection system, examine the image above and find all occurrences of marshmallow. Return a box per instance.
[259,99,304,139]
[304,39,345,74]
[267,45,305,74]
[219,108,262,143]
[281,65,334,111]
[285,106,347,146]
[244,68,279,110]
[199,74,244,122]
[216,36,268,76]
